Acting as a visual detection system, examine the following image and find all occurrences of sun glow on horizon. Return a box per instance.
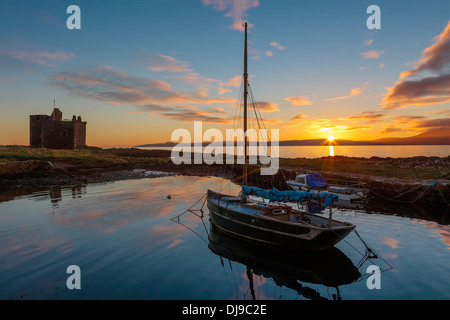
[327,136,334,142]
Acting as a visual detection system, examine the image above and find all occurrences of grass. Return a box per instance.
[0,146,171,168]
[279,156,450,181]
[0,146,448,181]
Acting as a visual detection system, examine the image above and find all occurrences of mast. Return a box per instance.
[243,22,248,186]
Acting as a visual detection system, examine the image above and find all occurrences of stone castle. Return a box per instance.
[30,108,87,149]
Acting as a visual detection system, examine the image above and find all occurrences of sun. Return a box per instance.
[327,136,334,142]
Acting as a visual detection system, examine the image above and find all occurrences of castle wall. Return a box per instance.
[29,109,87,149]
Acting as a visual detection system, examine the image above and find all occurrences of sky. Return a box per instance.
[0,0,449,147]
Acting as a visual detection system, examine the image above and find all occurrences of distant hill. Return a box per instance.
[135,127,450,147]
[371,127,450,145]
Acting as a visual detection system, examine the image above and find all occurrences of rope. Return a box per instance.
[369,183,435,204]
[169,193,209,244]
[331,228,393,273]
[169,193,207,221]
[436,182,450,206]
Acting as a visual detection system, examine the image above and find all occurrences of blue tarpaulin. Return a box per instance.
[306,173,327,188]
[242,186,338,208]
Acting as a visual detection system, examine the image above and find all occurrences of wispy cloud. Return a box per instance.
[137,50,239,96]
[49,66,236,123]
[364,39,374,45]
[325,87,365,101]
[382,20,450,109]
[0,50,75,68]
[284,96,312,107]
[254,101,278,112]
[137,50,192,73]
[377,127,403,135]
[203,0,259,31]
[270,42,285,50]
[150,105,232,123]
[360,50,384,59]
[347,111,386,123]
[225,75,242,87]
[0,77,14,83]
[377,115,450,134]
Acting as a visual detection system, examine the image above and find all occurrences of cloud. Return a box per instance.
[248,47,261,60]
[377,127,403,135]
[284,96,312,107]
[152,105,233,123]
[382,73,450,109]
[290,114,305,121]
[270,42,285,50]
[136,50,192,73]
[382,20,450,109]
[225,75,242,87]
[376,115,450,134]
[360,50,384,59]
[364,39,374,45]
[253,101,278,112]
[347,111,386,123]
[0,77,13,83]
[49,66,236,124]
[325,87,365,101]
[49,66,236,123]
[416,117,450,128]
[217,87,231,94]
[399,21,450,79]
[379,62,385,69]
[0,50,75,68]
[265,50,273,57]
[203,0,259,31]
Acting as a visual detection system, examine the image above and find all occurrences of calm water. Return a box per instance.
[139,145,450,158]
[1,176,449,300]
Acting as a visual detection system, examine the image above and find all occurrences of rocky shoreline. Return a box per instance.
[0,147,449,208]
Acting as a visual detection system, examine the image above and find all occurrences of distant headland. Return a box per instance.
[135,127,450,147]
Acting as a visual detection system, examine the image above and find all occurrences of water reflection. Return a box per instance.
[207,222,361,300]
[1,176,450,299]
[329,145,334,157]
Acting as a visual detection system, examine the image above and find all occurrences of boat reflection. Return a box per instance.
[208,221,361,300]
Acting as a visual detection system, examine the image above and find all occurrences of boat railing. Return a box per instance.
[324,177,367,189]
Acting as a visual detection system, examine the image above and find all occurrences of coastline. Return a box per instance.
[0,146,449,207]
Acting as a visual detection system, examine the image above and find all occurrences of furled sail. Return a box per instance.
[242,186,339,208]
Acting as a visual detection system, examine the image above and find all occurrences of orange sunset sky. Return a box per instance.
[0,0,449,147]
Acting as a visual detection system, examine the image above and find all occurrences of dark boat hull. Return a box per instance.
[207,190,354,250]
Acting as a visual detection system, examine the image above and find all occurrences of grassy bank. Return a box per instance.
[0,146,449,181]
[280,156,450,181]
[0,146,172,169]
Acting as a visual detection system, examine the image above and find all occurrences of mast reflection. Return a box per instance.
[208,221,361,300]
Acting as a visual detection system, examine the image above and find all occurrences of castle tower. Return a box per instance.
[29,107,87,149]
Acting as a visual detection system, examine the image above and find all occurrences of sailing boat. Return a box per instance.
[206,22,355,250]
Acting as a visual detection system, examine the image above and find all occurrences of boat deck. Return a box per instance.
[212,194,348,230]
